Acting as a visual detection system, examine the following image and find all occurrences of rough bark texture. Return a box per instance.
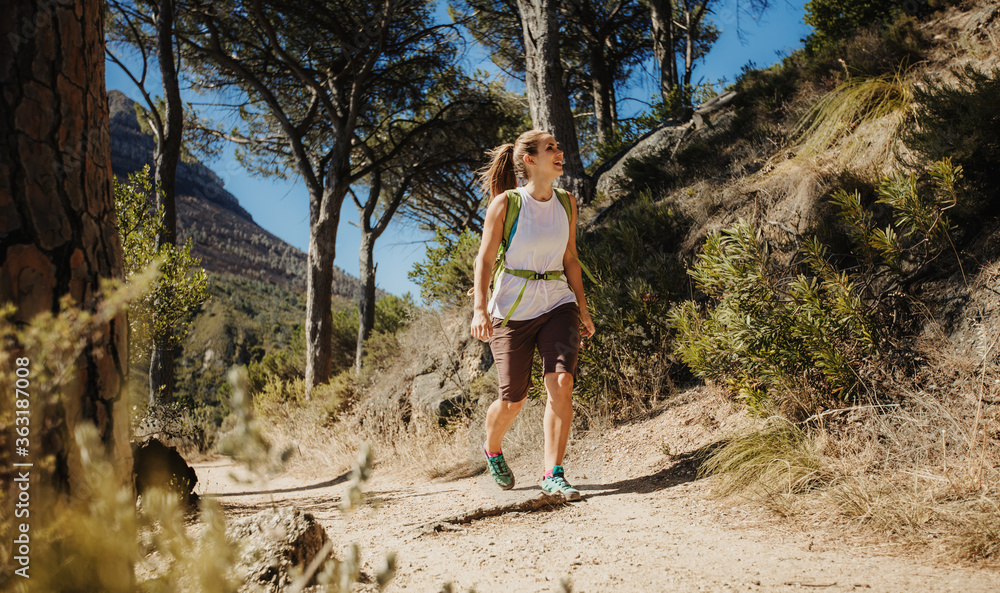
[304,181,344,392]
[354,237,376,373]
[148,0,184,406]
[0,0,132,493]
[649,0,677,101]
[516,0,591,201]
[590,42,614,145]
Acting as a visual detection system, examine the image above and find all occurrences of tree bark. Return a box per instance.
[590,41,615,145]
[148,0,184,406]
[1,0,132,496]
[649,0,677,101]
[516,0,591,201]
[684,8,695,88]
[354,238,376,374]
[304,185,341,392]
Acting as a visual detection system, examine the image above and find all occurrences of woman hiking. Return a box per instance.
[470,129,596,501]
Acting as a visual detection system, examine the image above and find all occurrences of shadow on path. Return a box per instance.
[579,451,703,497]
[202,471,351,498]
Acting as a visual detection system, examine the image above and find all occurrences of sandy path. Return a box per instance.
[193,399,1000,593]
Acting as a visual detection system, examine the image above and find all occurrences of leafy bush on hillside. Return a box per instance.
[115,166,209,364]
[574,192,690,411]
[906,65,1000,225]
[803,0,954,51]
[670,160,961,416]
[409,227,479,306]
[804,0,905,50]
[734,14,925,135]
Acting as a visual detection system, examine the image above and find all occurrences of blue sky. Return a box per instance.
[105,1,812,300]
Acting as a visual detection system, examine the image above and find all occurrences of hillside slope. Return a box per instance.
[108,90,361,297]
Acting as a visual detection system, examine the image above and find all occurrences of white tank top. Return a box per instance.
[488,186,578,321]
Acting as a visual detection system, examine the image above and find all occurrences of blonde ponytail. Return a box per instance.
[477,129,551,199]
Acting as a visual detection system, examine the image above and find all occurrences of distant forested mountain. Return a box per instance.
[108,90,362,298]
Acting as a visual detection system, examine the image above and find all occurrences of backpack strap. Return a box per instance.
[490,189,522,293]
[553,188,599,285]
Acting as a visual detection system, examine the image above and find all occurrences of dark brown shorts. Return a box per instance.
[489,301,582,403]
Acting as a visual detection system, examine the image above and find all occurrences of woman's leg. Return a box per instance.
[484,398,525,453]
[536,302,582,474]
[543,372,574,471]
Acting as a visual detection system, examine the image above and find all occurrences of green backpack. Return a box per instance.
[489,187,597,327]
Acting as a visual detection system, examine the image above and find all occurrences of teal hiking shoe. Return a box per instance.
[485,450,515,490]
[540,466,581,501]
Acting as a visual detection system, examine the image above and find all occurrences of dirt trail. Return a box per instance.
[193,395,1000,593]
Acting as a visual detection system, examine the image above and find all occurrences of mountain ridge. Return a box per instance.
[108,90,362,298]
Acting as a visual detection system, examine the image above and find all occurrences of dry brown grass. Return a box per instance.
[796,322,1000,561]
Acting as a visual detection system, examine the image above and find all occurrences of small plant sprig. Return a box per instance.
[829,157,961,287]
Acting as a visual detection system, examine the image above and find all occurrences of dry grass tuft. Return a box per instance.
[791,70,916,177]
[699,417,827,501]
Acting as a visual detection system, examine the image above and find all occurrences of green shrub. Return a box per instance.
[804,0,936,51]
[734,14,924,135]
[905,65,1000,225]
[328,293,416,375]
[575,192,690,411]
[669,161,960,416]
[409,227,479,307]
[115,165,210,364]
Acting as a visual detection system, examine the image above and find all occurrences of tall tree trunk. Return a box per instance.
[354,235,376,373]
[149,0,184,406]
[304,186,341,394]
[590,42,615,145]
[649,0,678,102]
[1,0,132,499]
[516,0,591,201]
[683,8,695,88]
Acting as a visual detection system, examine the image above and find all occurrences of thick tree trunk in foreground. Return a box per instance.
[0,0,132,494]
[517,0,591,201]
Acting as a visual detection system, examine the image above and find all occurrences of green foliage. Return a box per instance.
[409,227,479,306]
[172,275,308,444]
[830,159,960,278]
[329,293,416,374]
[115,166,209,362]
[905,65,1000,224]
[669,219,879,414]
[670,161,960,415]
[804,0,902,50]
[574,192,689,409]
[734,15,924,138]
[803,0,953,52]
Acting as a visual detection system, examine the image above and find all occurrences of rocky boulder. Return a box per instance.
[591,91,740,208]
[359,306,495,431]
[227,507,330,593]
[132,438,199,506]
